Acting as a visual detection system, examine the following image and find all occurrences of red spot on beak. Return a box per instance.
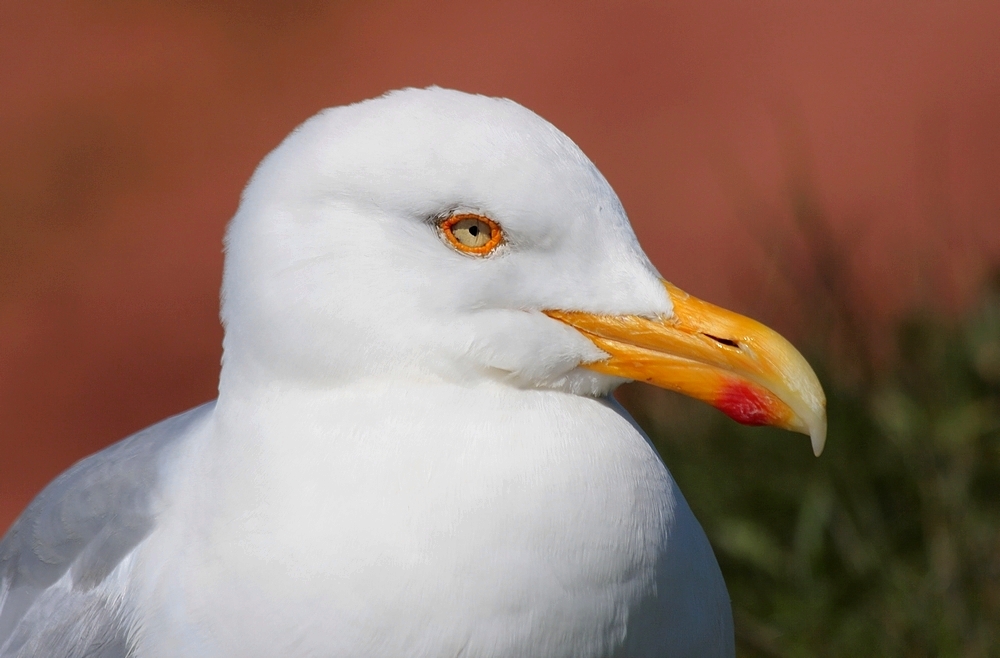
[714,379,778,426]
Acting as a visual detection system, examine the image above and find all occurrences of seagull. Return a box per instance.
[0,88,825,658]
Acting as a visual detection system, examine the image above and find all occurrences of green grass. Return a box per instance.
[622,272,1000,656]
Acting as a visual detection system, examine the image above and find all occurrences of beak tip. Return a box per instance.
[810,418,827,457]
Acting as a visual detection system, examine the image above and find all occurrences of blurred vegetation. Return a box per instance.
[622,190,1000,656]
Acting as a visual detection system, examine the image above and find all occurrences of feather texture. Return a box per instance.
[0,404,212,657]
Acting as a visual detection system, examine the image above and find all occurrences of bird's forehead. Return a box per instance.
[290,90,611,220]
[315,89,574,161]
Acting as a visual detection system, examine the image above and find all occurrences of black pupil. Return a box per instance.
[468,224,479,237]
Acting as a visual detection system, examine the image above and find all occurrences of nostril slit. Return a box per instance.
[705,334,740,348]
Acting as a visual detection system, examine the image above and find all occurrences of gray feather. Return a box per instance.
[0,402,213,657]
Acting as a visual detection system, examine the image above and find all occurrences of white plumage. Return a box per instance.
[1,87,826,657]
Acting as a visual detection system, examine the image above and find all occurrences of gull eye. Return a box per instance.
[440,214,503,256]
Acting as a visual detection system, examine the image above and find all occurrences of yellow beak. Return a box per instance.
[545,281,827,456]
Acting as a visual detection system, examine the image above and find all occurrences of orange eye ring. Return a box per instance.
[439,213,504,256]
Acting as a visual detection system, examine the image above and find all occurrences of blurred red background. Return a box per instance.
[2,0,999,531]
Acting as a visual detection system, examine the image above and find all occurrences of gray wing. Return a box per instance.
[0,402,214,658]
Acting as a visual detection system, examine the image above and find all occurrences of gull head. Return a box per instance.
[220,87,826,454]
